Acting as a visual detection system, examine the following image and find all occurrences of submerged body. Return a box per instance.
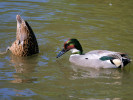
[9,15,39,56]
[57,39,131,68]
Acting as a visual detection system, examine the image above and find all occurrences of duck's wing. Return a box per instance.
[16,15,28,45]
[85,50,124,68]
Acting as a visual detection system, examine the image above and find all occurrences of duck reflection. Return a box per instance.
[69,64,128,80]
[9,54,38,83]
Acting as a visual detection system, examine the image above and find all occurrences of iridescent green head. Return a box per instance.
[56,39,83,58]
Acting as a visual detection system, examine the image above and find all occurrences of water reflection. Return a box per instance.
[78,98,121,100]
[0,88,36,99]
[9,54,38,83]
[70,64,126,80]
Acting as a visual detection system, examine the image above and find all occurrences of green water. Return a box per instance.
[0,0,133,100]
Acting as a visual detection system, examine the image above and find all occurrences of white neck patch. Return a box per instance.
[70,48,80,54]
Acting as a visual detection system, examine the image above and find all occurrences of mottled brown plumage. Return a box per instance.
[9,15,39,56]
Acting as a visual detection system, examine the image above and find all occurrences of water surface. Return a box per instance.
[0,0,133,100]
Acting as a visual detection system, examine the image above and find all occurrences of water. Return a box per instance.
[0,0,133,100]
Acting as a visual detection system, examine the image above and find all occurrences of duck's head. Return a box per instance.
[56,39,83,58]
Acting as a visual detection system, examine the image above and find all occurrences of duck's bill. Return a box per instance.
[56,49,67,58]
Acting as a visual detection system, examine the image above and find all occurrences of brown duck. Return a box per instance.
[9,15,39,56]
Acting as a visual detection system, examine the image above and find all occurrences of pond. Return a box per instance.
[0,0,133,100]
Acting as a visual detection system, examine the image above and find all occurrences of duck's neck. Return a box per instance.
[70,48,82,55]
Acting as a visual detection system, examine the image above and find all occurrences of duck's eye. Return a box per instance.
[85,58,88,59]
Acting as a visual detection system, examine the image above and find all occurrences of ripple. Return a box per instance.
[0,88,36,97]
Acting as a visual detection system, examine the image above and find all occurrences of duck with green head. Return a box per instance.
[56,39,131,68]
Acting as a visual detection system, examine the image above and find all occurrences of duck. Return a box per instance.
[9,15,39,56]
[56,38,131,68]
